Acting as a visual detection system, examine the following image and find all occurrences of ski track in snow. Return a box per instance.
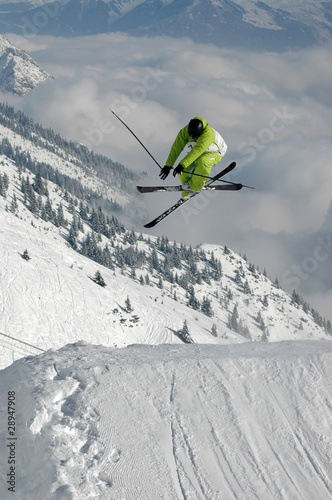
[1,342,332,499]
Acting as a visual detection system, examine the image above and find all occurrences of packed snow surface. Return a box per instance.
[1,340,332,499]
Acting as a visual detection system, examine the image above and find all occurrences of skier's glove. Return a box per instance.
[159,165,172,180]
[173,164,184,177]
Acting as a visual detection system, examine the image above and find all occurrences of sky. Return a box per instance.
[3,32,332,320]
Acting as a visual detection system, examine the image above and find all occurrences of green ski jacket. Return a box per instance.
[165,117,227,169]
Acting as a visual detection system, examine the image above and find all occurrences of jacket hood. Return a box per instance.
[192,116,207,128]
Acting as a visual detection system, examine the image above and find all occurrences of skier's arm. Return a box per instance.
[165,127,188,167]
[180,126,215,169]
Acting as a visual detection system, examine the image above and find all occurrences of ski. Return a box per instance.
[143,161,237,228]
[137,183,242,193]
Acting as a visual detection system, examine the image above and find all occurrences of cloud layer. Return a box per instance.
[4,33,332,320]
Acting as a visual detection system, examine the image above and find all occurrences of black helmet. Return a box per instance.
[187,118,204,139]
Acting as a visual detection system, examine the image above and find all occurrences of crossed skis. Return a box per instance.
[138,161,239,228]
[110,112,252,229]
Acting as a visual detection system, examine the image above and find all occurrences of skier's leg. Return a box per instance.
[188,152,222,193]
[178,168,191,186]
[179,165,196,197]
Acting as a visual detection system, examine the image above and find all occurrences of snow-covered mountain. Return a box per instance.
[0,102,147,223]
[1,104,332,499]
[0,0,331,50]
[1,141,331,370]
[0,35,52,96]
[0,340,332,499]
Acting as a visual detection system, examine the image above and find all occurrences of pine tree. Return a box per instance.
[238,319,251,339]
[178,320,194,344]
[201,296,213,317]
[28,190,38,215]
[256,311,265,331]
[10,194,18,214]
[226,287,233,300]
[125,296,133,313]
[243,280,251,295]
[234,269,242,286]
[187,286,200,310]
[79,201,89,220]
[44,198,54,221]
[211,324,218,337]
[130,267,136,280]
[149,248,160,272]
[0,173,9,197]
[228,304,239,332]
[292,290,301,306]
[33,172,47,196]
[57,203,67,227]
[93,271,106,287]
[22,249,31,261]
[68,213,79,250]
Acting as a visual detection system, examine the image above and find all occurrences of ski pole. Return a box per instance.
[111,110,163,169]
[183,171,255,190]
[111,110,255,189]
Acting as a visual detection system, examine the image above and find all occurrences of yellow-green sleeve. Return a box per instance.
[165,126,189,167]
[180,126,215,168]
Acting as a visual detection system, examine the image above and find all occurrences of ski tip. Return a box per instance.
[226,161,236,172]
[136,186,143,192]
[144,221,156,229]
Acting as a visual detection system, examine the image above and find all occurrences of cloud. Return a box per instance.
[5,32,332,320]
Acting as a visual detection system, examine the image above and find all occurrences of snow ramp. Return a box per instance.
[1,340,332,500]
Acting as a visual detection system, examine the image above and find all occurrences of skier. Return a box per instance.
[159,117,227,199]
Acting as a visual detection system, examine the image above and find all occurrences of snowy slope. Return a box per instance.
[0,35,52,96]
[0,156,245,369]
[0,104,147,221]
[0,154,330,371]
[0,340,332,499]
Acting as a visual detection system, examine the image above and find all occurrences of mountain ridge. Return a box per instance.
[0,0,331,50]
[0,34,52,95]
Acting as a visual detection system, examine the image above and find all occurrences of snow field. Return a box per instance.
[1,341,332,499]
[0,154,330,371]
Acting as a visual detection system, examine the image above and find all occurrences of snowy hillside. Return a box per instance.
[1,152,330,370]
[0,340,332,499]
[0,103,147,223]
[1,100,332,500]
[1,0,332,49]
[0,35,51,96]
